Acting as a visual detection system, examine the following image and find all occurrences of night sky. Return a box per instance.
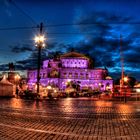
[0,0,140,80]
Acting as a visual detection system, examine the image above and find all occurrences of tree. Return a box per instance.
[128,77,136,87]
[114,76,136,87]
[114,78,120,85]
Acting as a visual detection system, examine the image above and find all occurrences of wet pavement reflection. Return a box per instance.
[0,97,138,114]
[0,98,139,139]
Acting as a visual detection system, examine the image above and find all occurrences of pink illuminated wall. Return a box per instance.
[27,52,113,91]
[61,59,88,68]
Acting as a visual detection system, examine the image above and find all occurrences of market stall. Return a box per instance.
[0,76,14,97]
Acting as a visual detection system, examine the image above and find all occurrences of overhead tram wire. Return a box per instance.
[8,0,37,25]
[0,26,95,35]
[43,22,140,28]
[1,26,140,39]
[1,22,140,32]
[0,26,130,36]
[0,26,38,31]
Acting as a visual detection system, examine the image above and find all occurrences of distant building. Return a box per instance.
[27,52,113,91]
[7,72,16,84]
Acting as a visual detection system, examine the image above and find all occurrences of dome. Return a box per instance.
[60,51,89,60]
[105,76,112,80]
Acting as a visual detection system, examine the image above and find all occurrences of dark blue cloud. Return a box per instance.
[73,11,140,79]
[10,44,33,53]
[3,10,140,80]
[16,49,48,70]
[0,1,140,80]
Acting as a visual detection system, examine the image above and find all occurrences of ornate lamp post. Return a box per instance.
[34,23,46,95]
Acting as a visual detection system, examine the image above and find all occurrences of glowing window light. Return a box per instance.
[47,85,52,90]
[136,89,140,93]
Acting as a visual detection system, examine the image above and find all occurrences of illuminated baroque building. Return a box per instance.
[27,52,113,91]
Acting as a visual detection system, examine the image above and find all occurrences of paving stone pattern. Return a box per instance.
[0,98,139,139]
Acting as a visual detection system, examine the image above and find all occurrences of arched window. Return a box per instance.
[75,73,78,78]
[43,73,47,78]
[63,73,66,78]
[69,73,72,78]
[86,73,89,79]
[80,73,84,79]
[106,83,111,91]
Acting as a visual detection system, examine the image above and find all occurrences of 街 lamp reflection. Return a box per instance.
[61,98,74,113]
[10,98,22,109]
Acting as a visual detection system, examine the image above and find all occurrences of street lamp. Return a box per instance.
[123,76,129,103]
[15,74,20,85]
[123,76,128,83]
[34,35,45,47]
[34,23,46,96]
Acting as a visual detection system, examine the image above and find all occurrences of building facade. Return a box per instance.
[27,52,113,91]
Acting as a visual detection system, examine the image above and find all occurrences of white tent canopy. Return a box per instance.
[0,76,14,97]
[134,83,140,88]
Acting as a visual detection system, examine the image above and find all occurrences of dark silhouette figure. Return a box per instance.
[16,87,19,98]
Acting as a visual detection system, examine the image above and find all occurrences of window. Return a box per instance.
[75,73,78,78]
[43,73,47,78]
[40,73,42,78]
[63,73,66,78]
[69,73,72,78]
[29,73,33,78]
[86,73,89,79]
[80,73,84,79]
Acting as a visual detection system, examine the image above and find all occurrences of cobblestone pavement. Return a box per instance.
[0,98,139,140]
